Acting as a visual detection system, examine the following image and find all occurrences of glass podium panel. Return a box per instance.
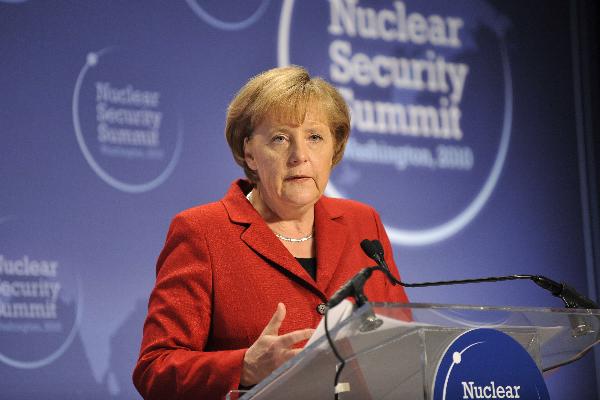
[234,302,600,400]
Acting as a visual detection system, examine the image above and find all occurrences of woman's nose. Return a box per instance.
[288,140,309,165]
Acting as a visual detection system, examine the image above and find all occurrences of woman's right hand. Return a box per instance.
[240,303,314,387]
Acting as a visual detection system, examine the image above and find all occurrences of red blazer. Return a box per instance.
[133,180,409,400]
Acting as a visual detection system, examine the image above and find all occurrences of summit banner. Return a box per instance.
[279,0,512,246]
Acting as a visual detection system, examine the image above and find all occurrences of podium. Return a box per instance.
[233,302,600,399]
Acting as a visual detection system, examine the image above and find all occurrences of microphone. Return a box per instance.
[327,240,396,311]
[326,266,384,332]
[362,238,598,310]
[531,275,600,309]
[371,240,386,266]
[360,240,385,268]
[360,239,398,285]
[326,267,378,309]
[327,240,396,309]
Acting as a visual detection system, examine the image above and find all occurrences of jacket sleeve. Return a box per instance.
[133,213,247,400]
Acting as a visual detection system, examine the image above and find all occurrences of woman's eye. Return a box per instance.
[272,135,286,143]
[309,133,323,142]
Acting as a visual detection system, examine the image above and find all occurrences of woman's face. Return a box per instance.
[244,107,335,215]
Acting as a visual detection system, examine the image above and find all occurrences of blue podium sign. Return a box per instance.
[432,328,549,400]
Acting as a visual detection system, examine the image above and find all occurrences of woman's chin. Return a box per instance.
[282,192,320,209]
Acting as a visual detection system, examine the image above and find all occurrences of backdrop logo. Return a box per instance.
[279,0,512,246]
[0,217,82,369]
[432,329,549,400]
[185,0,271,30]
[73,48,183,193]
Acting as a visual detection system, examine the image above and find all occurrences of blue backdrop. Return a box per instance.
[1,0,597,398]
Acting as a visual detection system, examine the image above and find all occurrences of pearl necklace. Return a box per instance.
[273,231,314,243]
[246,190,314,243]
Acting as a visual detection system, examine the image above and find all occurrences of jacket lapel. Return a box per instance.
[314,197,348,293]
[240,223,314,284]
[222,180,317,288]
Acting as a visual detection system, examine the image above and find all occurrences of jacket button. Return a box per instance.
[316,303,327,315]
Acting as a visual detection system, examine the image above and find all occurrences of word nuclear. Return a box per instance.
[329,0,464,48]
[96,82,159,108]
[462,381,521,399]
[0,255,58,277]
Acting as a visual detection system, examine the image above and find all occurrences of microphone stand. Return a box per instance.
[324,266,386,399]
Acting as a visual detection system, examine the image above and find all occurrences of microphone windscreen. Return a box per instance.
[360,239,378,259]
[371,239,384,256]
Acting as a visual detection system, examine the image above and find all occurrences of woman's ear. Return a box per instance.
[244,137,257,171]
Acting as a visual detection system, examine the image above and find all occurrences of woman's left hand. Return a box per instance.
[240,303,314,386]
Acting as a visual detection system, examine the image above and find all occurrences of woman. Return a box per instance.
[133,66,409,400]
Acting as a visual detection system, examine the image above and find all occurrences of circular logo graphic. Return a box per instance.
[72,47,183,194]
[0,216,82,369]
[432,328,549,400]
[185,0,271,31]
[278,0,513,246]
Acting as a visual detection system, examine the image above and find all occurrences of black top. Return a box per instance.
[296,257,317,281]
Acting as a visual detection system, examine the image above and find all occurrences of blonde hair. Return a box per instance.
[225,65,350,183]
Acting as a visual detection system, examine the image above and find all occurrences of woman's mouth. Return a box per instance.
[285,175,311,182]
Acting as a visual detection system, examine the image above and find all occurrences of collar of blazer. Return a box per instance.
[221,179,349,296]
